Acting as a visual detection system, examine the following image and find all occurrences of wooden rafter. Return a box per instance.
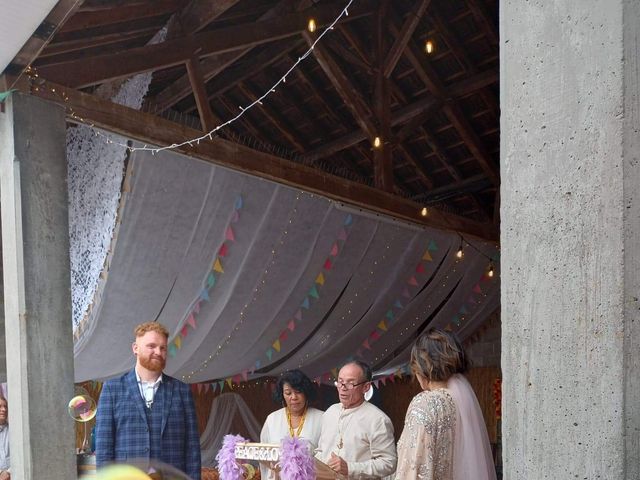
[36,1,374,88]
[383,0,431,78]
[300,69,497,162]
[185,55,219,131]
[10,76,497,240]
[303,31,376,140]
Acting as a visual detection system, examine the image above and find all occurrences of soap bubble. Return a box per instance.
[90,460,195,480]
[68,394,97,422]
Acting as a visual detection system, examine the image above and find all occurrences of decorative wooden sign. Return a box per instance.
[234,443,280,462]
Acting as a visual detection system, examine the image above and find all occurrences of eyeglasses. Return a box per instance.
[334,380,369,390]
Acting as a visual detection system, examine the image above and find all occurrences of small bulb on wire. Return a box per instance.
[425,39,436,54]
[456,246,464,258]
[308,18,317,32]
[420,207,428,217]
[488,263,494,277]
[373,136,382,148]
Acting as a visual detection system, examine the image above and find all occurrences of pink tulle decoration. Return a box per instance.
[216,434,248,480]
[279,436,315,480]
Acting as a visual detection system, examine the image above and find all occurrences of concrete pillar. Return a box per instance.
[501,0,640,478]
[0,93,76,479]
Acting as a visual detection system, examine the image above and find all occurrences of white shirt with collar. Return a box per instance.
[135,371,162,409]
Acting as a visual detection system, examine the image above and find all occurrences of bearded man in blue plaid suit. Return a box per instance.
[95,322,201,479]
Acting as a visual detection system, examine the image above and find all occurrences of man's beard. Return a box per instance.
[139,355,166,372]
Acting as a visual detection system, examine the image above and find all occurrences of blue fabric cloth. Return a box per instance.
[95,369,201,479]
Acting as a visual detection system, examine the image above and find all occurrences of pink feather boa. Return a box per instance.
[279,436,315,480]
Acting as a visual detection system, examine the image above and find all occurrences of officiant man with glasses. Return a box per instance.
[315,361,397,478]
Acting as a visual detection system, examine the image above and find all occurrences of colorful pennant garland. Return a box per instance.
[168,195,243,357]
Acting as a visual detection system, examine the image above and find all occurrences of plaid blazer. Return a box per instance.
[95,369,201,480]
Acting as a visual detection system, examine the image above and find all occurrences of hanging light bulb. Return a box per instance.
[456,245,464,258]
[420,207,428,217]
[308,18,317,32]
[425,39,436,54]
[488,262,494,277]
[373,136,382,148]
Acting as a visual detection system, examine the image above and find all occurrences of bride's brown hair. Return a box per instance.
[410,328,469,382]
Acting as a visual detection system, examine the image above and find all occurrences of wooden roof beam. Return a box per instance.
[303,31,377,140]
[36,0,374,88]
[11,77,496,240]
[383,0,431,78]
[300,69,497,162]
[151,0,302,112]
[185,55,220,132]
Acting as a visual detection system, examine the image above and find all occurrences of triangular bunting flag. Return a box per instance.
[301,297,310,309]
[233,374,242,384]
[473,284,482,294]
[344,214,353,226]
[385,310,394,320]
[422,250,433,261]
[338,228,348,241]
[168,344,177,357]
[416,263,425,273]
[193,301,201,314]
[452,315,461,326]
[218,243,229,257]
[187,314,197,329]
[279,330,288,342]
[402,287,411,298]
[200,288,210,302]
[175,336,182,349]
[255,360,262,370]
[226,378,233,388]
[207,272,216,288]
[378,320,388,331]
[330,243,339,256]
[323,258,332,270]
[428,239,438,251]
[294,309,302,321]
[266,348,274,360]
[362,339,371,350]
[288,320,295,332]
[181,325,189,337]
[203,383,210,393]
[374,379,380,388]
[225,226,235,242]
[408,276,418,286]
[315,272,325,285]
[394,299,403,309]
[331,368,338,379]
[211,382,218,393]
[197,383,203,394]
[309,285,320,299]
[380,377,387,386]
[235,195,243,210]
[459,305,468,314]
[218,380,225,392]
[213,258,224,273]
[230,210,239,223]
[273,339,281,352]
[388,374,396,383]
[370,330,381,341]
[242,370,249,382]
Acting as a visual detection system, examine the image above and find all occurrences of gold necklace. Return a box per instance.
[286,405,307,437]
[336,407,352,450]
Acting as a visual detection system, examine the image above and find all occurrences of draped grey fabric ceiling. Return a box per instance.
[73,149,499,384]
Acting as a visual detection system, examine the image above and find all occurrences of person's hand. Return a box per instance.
[328,452,348,476]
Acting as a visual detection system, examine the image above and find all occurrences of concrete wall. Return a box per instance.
[0,93,76,479]
[501,0,640,478]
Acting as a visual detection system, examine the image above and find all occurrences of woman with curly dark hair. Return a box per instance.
[395,328,496,480]
[259,369,323,480]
